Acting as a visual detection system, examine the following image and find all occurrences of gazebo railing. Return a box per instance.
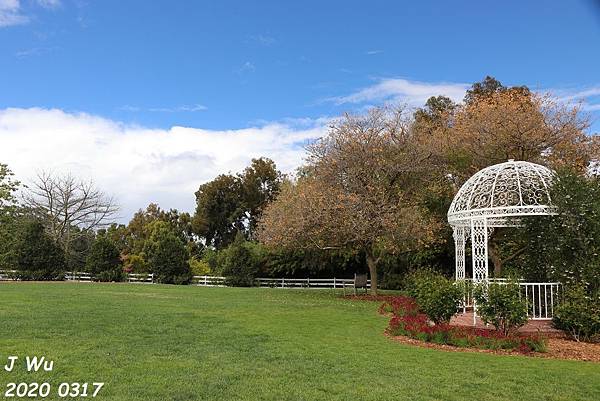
[458,279,562,320]
[521,282,562,320]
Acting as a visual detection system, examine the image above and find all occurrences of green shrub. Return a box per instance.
[144,221,192,284]
[406,270,462,324]
[520,170,600,292]
[474,281,528,336]
[123,254,148,273]
[189,256,211,276]
[380,273,404,290]
[13,220,65,280]
[385,301,547,354]
[219,233,263,287]
[200,248,220,274]
[553,285,600,343]
[86,236,124,282]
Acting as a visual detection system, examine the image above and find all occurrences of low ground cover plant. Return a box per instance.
[380,295,546,353]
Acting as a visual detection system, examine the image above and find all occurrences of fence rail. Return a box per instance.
[191,275,226,287]
[0,270,16,281]
[522,282,561,320]
[1,269,561,319]
[127,273,155,284]
[459,279,561,320]
[255,277,363,289]
[0,271,361,289]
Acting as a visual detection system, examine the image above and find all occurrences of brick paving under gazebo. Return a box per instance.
[450,311,565,337]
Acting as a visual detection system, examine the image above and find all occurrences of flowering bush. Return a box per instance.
[383,295,546,353]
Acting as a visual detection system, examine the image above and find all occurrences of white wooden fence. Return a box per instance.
[127,273,155,284]
[191,275,226,287]
[0,270,15,281]
[1,269,561,319]
[0,271,360,289]
[255,277,364,289]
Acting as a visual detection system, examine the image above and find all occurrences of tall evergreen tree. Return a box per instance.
[13,220,65,280]
[144,222,191,284]
[86,236,123,282]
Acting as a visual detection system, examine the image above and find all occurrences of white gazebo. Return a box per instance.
[447,160,557,284]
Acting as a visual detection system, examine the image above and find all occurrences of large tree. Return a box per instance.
[85,235,123,282]
[413,77,599,276]
[258,107,440,293]
[518,169,600,293]
[144,221,191,284]
[0,163,19,211]
[13,220,66,280]
[22,172,119,269]
[0,164,21,269]
[126,203,196,255]
[193,158,282,249]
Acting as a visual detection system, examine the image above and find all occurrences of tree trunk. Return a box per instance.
[488,240,502,277]
[366,251,378,295]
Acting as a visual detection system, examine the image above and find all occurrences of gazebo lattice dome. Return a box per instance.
[447,160,557,282]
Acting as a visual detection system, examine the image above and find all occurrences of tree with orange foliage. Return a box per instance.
[258,107,440,293]
[415,77,599,276]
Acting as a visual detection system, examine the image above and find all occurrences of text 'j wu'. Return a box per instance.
[3,356,54,372]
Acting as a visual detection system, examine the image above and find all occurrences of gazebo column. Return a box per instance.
[470,217,489,282]
[452,226,466,281]
[470,217,488,325]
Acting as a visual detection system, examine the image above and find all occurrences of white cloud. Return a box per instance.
[120,104,208,113]
[327,77,469,107]
[148,104,208,112]
[36,0,60,8]
[15,46,56,58]
[550,85,600,113]
[365,50,383,55]
[238,61,256,73]
[0,108,327,222]
[247,34,276,46]
[0,0,61,27]
[0,0,28,27]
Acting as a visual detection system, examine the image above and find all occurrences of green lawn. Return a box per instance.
[0,283,598,401]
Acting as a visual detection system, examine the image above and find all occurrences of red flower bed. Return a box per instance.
[378,295,419,317]
[343,294,401,303]
[382,296,547,353]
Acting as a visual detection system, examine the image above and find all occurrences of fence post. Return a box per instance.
[307,277,310,288]
[281,278,285,288]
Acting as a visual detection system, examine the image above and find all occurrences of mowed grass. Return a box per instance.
[0,283,598,401]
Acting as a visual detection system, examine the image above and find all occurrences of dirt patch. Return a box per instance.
[386,333,600,362]
[544,338,600,362]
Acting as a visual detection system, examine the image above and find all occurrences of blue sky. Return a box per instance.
[1,0,600,219]
[2,0,600,129]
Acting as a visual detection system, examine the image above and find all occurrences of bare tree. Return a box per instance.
[22,172,119,267]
